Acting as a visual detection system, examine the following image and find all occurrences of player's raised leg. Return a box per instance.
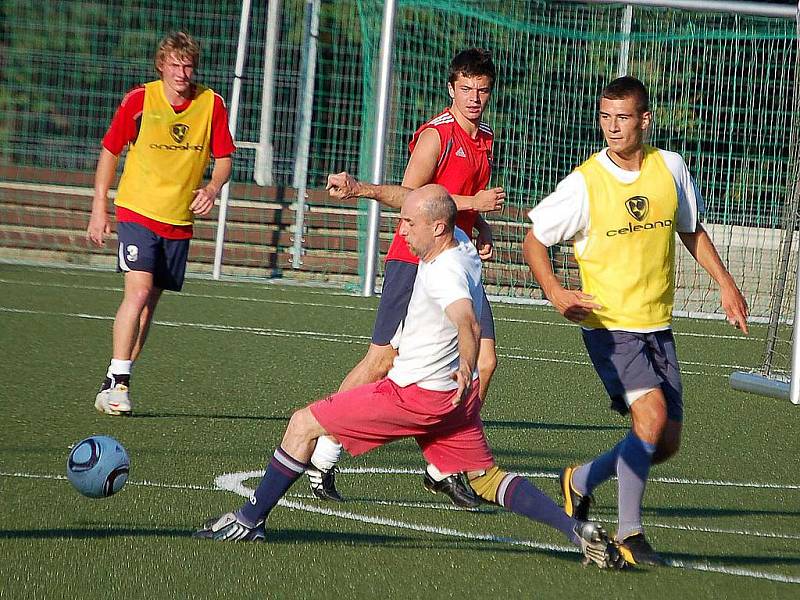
[466,467,624,569]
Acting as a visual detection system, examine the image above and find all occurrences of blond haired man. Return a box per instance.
[88,32,234,415]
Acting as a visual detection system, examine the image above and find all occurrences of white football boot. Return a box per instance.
[95,376,132,416]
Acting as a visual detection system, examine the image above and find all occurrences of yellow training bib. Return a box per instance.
[575,146,678,330]
[115,80,214,225]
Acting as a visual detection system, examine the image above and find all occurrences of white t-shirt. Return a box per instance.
[528,148,704,254]
[388,230,483,391]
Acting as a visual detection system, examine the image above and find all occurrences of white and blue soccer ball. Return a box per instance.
[66,435,129,498]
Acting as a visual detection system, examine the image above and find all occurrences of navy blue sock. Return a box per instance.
[237,447,308,526]
[501,475,580,545]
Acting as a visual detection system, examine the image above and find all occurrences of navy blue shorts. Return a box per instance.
[116,222,190,292]
[581,328,683,422]
[372,260,496,346]
[478,288,495,340]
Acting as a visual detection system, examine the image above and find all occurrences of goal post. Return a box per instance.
[730,1,800,405]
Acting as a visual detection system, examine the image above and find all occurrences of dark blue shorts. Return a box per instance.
[478,288,495,340]
[116,222,190,292]
[372,260,496,346]
[581,328,684,422]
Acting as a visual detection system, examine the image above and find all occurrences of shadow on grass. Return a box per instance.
[0,527,425,550]
[483,420,627,433]
[130,412,289,422]
[667,551,800,567]
[643,505,800,519]
[0,528,426,547]
[0,525,640,569]
[0,527,192,540]
[582,502,800,520]
[0,526,612,566]
[250,528,626,567]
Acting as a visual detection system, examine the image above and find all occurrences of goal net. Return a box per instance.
[731,3,800,404]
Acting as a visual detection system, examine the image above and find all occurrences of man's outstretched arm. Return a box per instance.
[326,171,410,208]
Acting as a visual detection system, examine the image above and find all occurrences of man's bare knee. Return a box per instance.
[123,287,152,310]
[285,408,325,441]
[282,407,329,462]
[630,391,668,446]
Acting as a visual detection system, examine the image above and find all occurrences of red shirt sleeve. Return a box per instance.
[210,93,236,158]
[101,86,145,155]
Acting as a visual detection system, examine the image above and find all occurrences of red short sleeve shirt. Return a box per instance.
[385,109,494,263]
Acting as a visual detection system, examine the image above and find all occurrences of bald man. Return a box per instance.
[194,185,625,570]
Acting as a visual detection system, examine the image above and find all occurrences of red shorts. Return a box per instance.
[309,378,494,473]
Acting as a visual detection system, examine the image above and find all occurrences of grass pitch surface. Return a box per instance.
[1,263,798,599]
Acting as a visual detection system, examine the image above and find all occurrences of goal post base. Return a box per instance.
[730,371,792,401]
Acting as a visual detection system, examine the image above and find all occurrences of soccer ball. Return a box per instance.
[66,435,130,498]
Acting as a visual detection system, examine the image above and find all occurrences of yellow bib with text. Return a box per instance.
[575,146,678,330]
[115,80,213,225]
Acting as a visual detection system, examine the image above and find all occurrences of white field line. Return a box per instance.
[336,466,800,491]
[4,469,799,583]
[0,265,357,296]
[0,265,775,325]
[645,521,800,541]
[0,278,376,312]
[500,343,751,371]
[0,471,216,491]
[6,467,799,511]
[287,490,800,542]
[0,307,369,344]
[495,315,761,341]
[216,470,800,585]
[0,277,762,343]
[9,471,799,542]
[0,306,754,376]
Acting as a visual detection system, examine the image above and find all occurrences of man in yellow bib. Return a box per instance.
[523,76,748,566]
[87,32,234,415]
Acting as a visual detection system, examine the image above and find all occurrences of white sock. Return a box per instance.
[426,463,450,482]
[310,436,342,472]
[107,359,132,378]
